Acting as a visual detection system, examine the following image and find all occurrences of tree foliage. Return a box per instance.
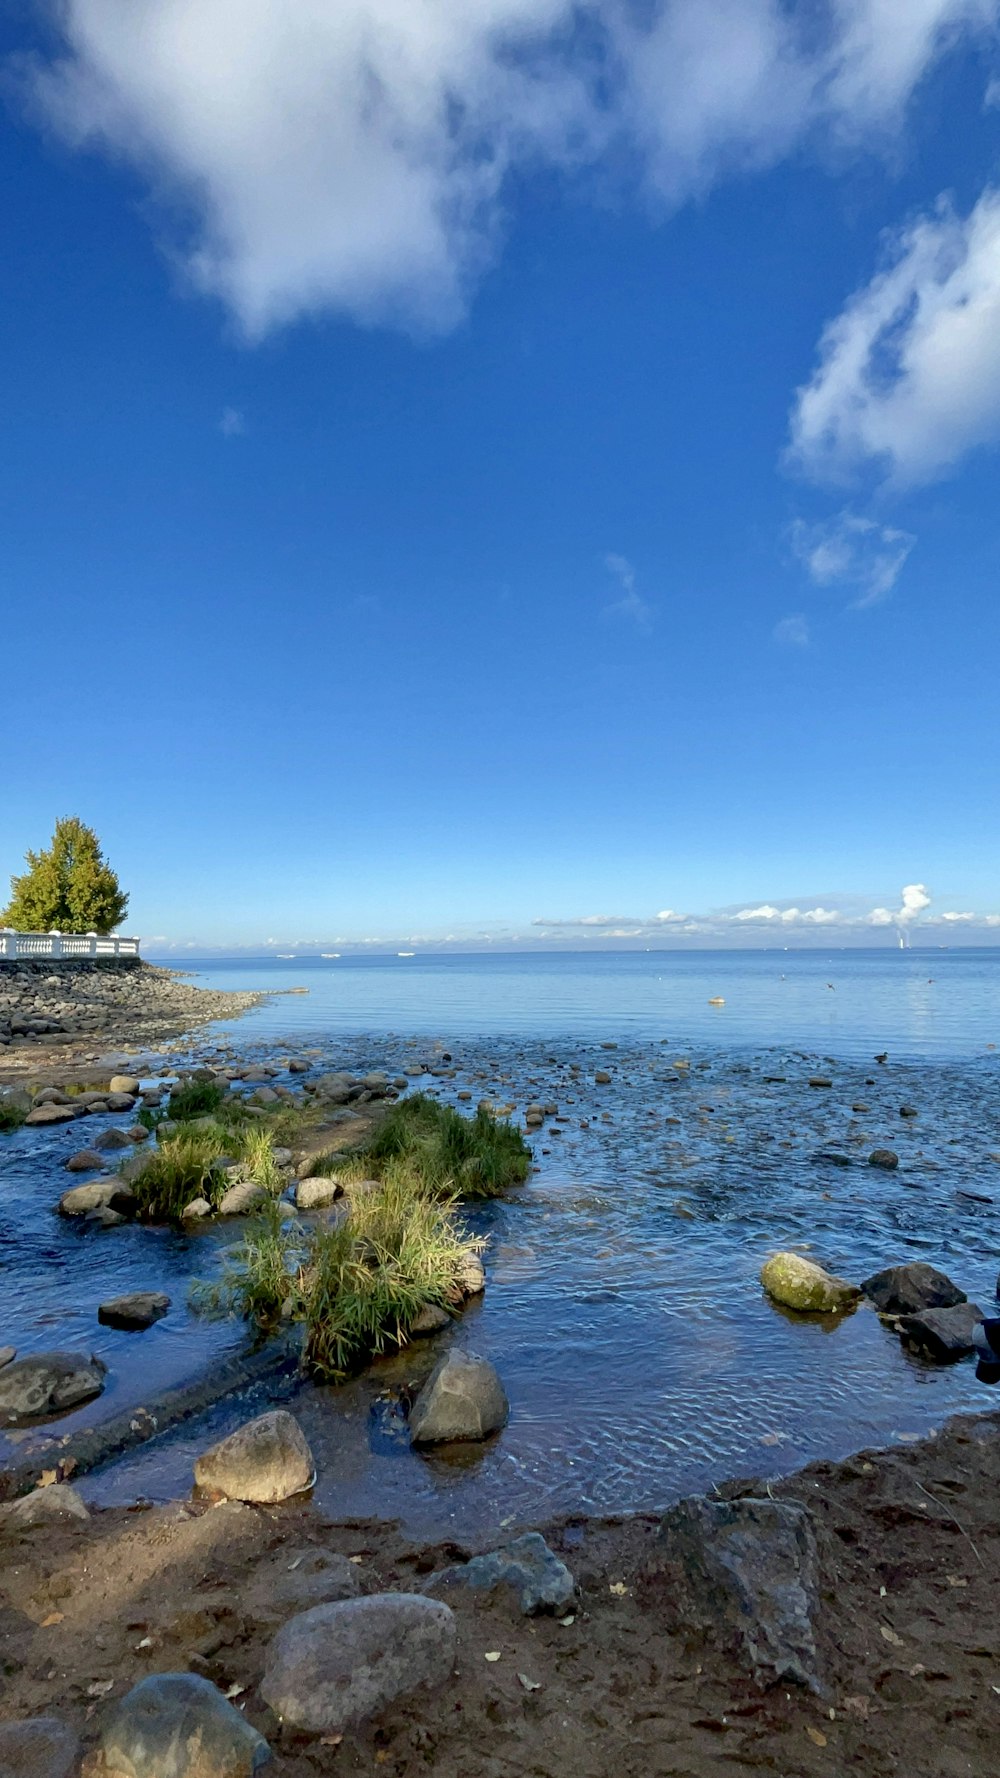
[2,818,129,935]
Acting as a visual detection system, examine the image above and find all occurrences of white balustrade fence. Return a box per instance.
[0,930,141,960]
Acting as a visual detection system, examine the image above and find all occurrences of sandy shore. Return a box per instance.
[1,1407,998,1777]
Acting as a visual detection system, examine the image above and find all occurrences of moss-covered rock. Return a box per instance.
[760,1251,859,1315]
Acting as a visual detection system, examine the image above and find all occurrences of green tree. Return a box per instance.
[2,818,129,935]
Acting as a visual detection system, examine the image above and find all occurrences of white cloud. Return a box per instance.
[986,74,1000,105]
[655,909,686,922]
[18,1,1000,335]
[790,511,914,606]
[939,909,976,921]
[734,903,842,924]
[219,405,245,436]
[790,185,1000,485]
[773,612,810,645]
[603,553,653,631]
[899,882,931,922]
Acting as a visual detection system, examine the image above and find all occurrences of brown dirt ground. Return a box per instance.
[3,1408,1000,1776]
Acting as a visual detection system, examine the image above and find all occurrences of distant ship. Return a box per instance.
[276,953,296,959]
[397,951,415,957]
[321,952,340,959]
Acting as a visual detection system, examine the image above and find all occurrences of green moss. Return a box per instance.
[760,1250,859,1314]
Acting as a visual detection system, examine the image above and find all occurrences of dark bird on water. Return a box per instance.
[874,1051,888,1064]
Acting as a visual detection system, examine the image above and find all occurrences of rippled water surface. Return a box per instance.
[4,950,1000,1535]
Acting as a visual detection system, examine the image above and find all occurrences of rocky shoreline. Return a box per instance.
[0,959,264,1075]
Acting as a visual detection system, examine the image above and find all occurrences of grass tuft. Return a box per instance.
[167,1078,226,1121]
[313,1093,531,1198]
[0,1101,27,1133]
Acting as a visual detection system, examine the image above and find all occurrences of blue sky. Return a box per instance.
[2,2,999,951]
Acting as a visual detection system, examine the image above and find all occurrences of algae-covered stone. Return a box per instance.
[760,1251,859,1315]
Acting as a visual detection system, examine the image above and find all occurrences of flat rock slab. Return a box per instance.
[194,1410,314,1503]
[427,1532,575,1615]
[0,1485,90,1534]
[98,1292,171,1331]
[898,1301,984,1360]
[0,1351,107,1423]
[0,1717,80,1778]
[85,1672,270,1778]
[24,1105,78,1125]
[261,1593,457,1733]
[659,1494,821,1692]
[862,1262,966,1315]
[409,1349,509,1446]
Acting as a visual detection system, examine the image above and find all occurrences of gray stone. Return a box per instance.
[109,1076,141,1095]
[869,1149,899,1170]
[0,1346,16,1369]
[216,1180,267,1216]
[455,1251,486,1297]
[898,1301,984,1360]
[261,1593,456,1734]
[194,1410,314,1503]
[86,1206,127,1228]
[119,1148,156,1184]
[105,1093,137,1113]
[24,1105,77,1126]
[93,1673,270,1778]
[98,1292,170,1331]
[65,1149,107,1173]
[181,1197,212,1220]
[124,1125,150,1143]
[427,1532,575,1616]
[862,1262,966,1315]
[410,1303,451,1337]
[295,1176,342,1210]
[0,1485,90,1533]
[32,1089,72,1107]
[59,1180,133,1217]
[94,1127,134,1152]
[409,1349,509,1447]
[250,1087,279,1106]
[0,1717,79,1778]
[594,1070,612,1084]
[0,1351,107,1422]
[658,1495,820,1691]
[287,1060,309,1073]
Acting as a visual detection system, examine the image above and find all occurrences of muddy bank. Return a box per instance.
[1,1408,999,1777]
[0,959,265,1079]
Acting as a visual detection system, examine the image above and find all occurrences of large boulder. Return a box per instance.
[898,1301,983,1360]
[25,1104,78,1126]
[0,1352,107,1423]
[294,1177,342,1210]
[658,1495,821,1691]
[261,1594,456,1733]
[760,1251,859,1314]
[59,1180,133,1218]
[94,1128,133,1152]
[409,1349,509,1446]
[427,1532,575,1616]
[98,1292,170,1331]
[0,1717,79,1778]
[87,1673,270,1778]
[194,1411,314,1503]
[109,1076,141,1095]
[862,1263,966,1315]
[0,1485,90,1534]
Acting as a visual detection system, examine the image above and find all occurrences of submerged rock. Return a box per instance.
[658,1494,821,1691]
[0,1717,79,1778]
[427,1532,575,1616]
[261,1594,456,1734]
[409,1349,509,1446]
[0,1351,107,1422]
[194,1410,314,1503]
[98,1292,170,1331]
[868,1149,899,1170]
[861,1262,966,1315]
[90,1672,270,1778]
[898,1301,983,1360]
[760,1252,859,1314]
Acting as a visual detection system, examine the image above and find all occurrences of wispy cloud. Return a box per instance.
[603,554,653,631]
[219,406,246,437]
[773,612,810,645]
[789,511,915,607]
[20,2,999,336]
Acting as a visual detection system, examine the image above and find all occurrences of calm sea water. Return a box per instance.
[5,949,1000,1535]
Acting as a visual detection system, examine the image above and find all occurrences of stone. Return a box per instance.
[217,1181,267,1216]
[288,1060,309,1073]
[91,1673,270,1778]
[119,1149,156,1184]
[94,1128,134,1151]
[900,1104,919,1118]
[410,1303,451,1336]
[898,1301,984,1360]
[250,1087,279,1106]
[105,1093,137,1113]
[109,1076,141,1095]
[427,1533,575,1616]
[181,1197,212,1220]
[59,1180,133,1217]
[861,1262,966,1315]
[869,1149,899,1170]
[65,1149,107,1173]
[98,1292,170,1331]
[0,1717,79,1778]
[125,1125,150,1143]
[0,1485,90,1533]
[658,1495,820,1691]
[24,1105,77,1126]
[594,1070,612,1085]
[295,1177,342,1210]
[0,1346,15,1369]
[760,1252,859,1314]
[194,1410,314,1503]
[0,1351,107,1422]
[86,1206,127,1228]
[807,1077,832,1088]
[454,1251,486,1297]
[409,1349,509,1446]
[32,1088,72,1106]
[261,1593,456,1734]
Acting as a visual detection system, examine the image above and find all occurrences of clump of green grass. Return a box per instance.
[0,1100,27,1133]
[241,1125,284,1191]
[126,1126,233,1221]
[199,1158,481,1378]
[315,1094,531,1199]
[167,1078,226,1121]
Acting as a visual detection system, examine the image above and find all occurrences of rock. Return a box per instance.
[86,1206,127,1228]
[295,1177,342,1210]
[109,1076,141,1095]
[861,1262,966,1315]
[898,1301,984,1360]
[409,1349,509,1446]
[245,1549,361,1620]
[271,1147,293,1168]
[216,1180,267,1216]
[261,1593,456,1734]
[59,1180,132,1217]
[0,1485,90,1532]
[410,1303,451,1336]
[0,1717,79,1778]
[900,1104,919,1118]
[454,1251,486,1297]
[65,1148,107,1173]
[32,1088,72,1106]
[24,1104,77,1126]
[868,1149,899,1169]
[594,1070,612,1085]
[807,1077,832,1088]
[287,1059,309,1073]
[251,1087,279,1106]
[181,1197,212,1220]
[119,1149,156,1184]
[427,1532,574,1616]
[194,1410,314,1503]
[0,1351,107,1422]
[94,1128,134,1151]
[91,1673,270,1778]
[658,1495,820,1691]
[760,1252,859,1314]
[105,1093,137,1113]
[98,1292,170,1331]
[0,1346,15,1369]
[124,1124,150,1143]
